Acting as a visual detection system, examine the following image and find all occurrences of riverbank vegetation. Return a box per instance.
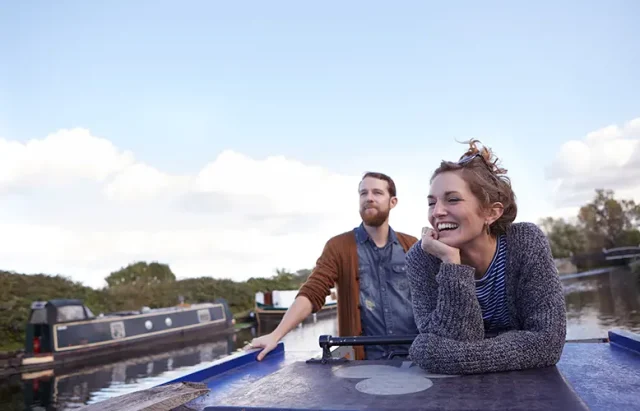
[0,265,310,352]
[541,189,640,267]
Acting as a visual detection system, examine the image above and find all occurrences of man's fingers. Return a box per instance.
[245,339,262,351]
[256,347,269,361]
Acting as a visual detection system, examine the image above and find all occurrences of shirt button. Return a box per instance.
[384,308,388,313]
[381,286,386,291]
[388,330,393,334]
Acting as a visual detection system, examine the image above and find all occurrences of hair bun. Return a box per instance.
[459,139,507,176]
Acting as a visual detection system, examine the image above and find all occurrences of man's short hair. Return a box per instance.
[361,172,397,197]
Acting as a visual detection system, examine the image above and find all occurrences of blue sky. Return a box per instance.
[1,1,639,285]
[3,1,639,168]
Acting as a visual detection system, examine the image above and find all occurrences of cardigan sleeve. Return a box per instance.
[408,223,567,375]
[405,242,484,341]
[296,238,341,313]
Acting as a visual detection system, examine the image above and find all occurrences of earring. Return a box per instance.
[485,221,490,235]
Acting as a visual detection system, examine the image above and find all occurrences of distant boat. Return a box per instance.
[18,298,235,375]
[253,288,337,327]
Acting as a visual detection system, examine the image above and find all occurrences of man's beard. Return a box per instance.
[359,204,390,227]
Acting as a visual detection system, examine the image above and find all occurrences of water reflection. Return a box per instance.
[2,266,639,410]
[18,334,235,410]
[563,266,640,340]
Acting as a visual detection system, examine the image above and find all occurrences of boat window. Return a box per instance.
[56,305,86,322]
[85,306,95,318]
[29,309,48,324]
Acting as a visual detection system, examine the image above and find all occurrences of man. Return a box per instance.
[249,172,419,361]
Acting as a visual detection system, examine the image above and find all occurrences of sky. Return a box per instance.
[1,1,640,288]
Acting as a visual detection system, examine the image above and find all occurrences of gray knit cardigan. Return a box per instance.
[406,222,566,375]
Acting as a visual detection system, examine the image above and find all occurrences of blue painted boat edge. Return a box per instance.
[608,329,640,355]
[160,342,285,386]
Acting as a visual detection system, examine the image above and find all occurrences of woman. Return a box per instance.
[406,140,566,375]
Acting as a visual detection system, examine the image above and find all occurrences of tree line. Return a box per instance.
[540,189,640,267]
[0,264,311,352]
[2,188,638,353]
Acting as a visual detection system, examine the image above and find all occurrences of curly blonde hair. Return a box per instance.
[431,139,517,236]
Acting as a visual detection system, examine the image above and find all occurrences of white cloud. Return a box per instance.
[104,163,190,203]
[0,128,426,288]
[546,117,640,208]
[7,126,593,289]
[0,128,134,191]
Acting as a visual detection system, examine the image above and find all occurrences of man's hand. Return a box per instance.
[247,332,280,361]
[244,296,314,361]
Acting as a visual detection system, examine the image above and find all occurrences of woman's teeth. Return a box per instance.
[437,223,459,231]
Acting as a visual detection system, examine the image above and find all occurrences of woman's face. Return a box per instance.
[427,171,487,248]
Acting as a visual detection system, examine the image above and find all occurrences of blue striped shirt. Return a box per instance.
[476,234,510,334]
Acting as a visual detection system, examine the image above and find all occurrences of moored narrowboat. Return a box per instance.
[20,298,235,374]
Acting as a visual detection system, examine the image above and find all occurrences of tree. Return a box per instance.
[295,268,312,282]
[105,261,176,288]
[577,189,640,250]
[538,189,640,268]
[539,217,587,258]
[273,267,296,283]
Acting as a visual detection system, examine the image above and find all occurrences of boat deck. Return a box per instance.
[556,341,640,410]
[207,360,592,410]
[167,340,639,410]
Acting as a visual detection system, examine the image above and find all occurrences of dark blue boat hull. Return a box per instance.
[206,360,589,410]
[159,329,640,411]
[55,304,228,351]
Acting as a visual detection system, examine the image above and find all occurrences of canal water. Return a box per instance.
[2,266,639,410]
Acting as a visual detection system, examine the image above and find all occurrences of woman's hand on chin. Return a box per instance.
[421,227,461,265]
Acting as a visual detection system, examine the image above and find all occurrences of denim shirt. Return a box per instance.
[355,223,418,360]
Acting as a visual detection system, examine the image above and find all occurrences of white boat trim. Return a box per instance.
[22,355,54,366]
